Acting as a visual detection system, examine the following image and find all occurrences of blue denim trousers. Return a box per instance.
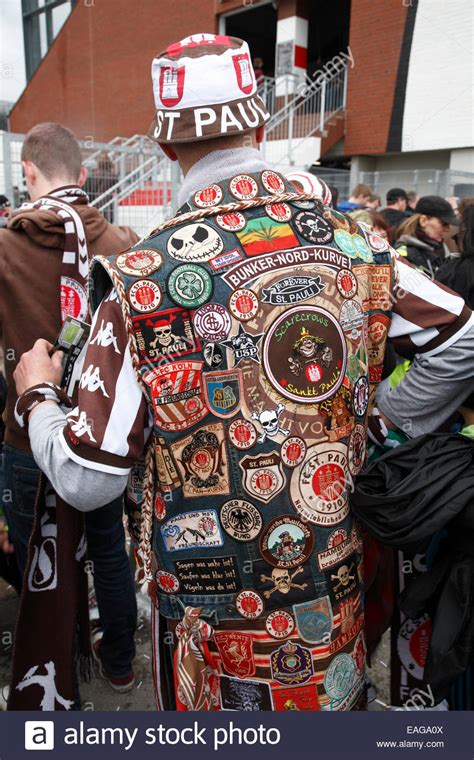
[1,444,137,677]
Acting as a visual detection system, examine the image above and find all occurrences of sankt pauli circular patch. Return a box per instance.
[262,306,346,404]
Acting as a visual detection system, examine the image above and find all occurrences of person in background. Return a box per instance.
[0,195,11,228]
[0,122,139,692]
[338,182,372,212]
[436,199,474,306]
[327,184,339,209]
[394,195,459,276]
[85,153,118,224]
[380,188,409,232]
[406,190,419,214]
[348,209,391,241]
[365,193,381,211]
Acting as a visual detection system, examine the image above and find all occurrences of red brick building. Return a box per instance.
[9,0,474,181]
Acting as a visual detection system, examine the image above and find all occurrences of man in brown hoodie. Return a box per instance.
[0,122,140,692]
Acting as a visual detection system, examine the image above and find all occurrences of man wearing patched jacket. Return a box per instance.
[14,35,474,711]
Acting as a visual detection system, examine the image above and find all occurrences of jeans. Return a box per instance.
[1,444,137,677]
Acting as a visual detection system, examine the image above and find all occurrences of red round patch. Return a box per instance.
[215,211,246,232]
[312,463,345,502]
[261,170,286,194]
[305,363,322,382]
[155,570,180,594]
[236,589,264,619]
[194,184,223,208]
[228,289,259,321]
[266,610,295,639]
[229,174,259,200]
[228,418,258,450]
[265,202,292,223]
[281,436,306,468]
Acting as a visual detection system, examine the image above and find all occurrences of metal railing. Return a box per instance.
[359,169,474,201]
[262,56,348,169]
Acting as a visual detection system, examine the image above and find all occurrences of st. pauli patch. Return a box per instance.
[290,442,350,526]
[202,369,243,418]
[170,422,230,499]
[174,556,242,595]
[144,360,208,432]
[160,509,223,552]
[166,222,224,262]
[265,610,295,639]
[239,452,286,503]
[116,248,162,277]
[259,515,314,568]
[222,246,352,289]
[262,305,346,404]
[316,528,354,571]
[253,558,315,609]
[294,210,334,245]
[261,274,326,306]
[133,307,200,364]
[227,417,258,450]
[327,558,358,604]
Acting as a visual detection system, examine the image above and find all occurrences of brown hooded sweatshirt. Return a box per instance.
[0,200,139,452]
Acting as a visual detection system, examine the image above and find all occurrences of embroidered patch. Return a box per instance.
[222,246,352,289]
[339,299,364,346]
[336,269,358,299]
[240,452,286,503]
[203,369,243,418]
[208,249,244,270]
[229,174,259,200]
[320,388,355,443]
[293,596,334,644]
[236,216,299,256]
[254,559,315,609]
[116,248,162,277]
[290,443,350,526]
[167,223,224,262]
[227,288,259,321]
[220,499,262,541]
[270,641,313,686]
[144,360,207,432]
[352,234,373,263]
[259,515,314,569]
[348,423,366,475]
[251,403,291,444]
[174,556,242,595]
[280,436,306,468]
[367,230,389,252]
[128,279,163,314]
[236,589,264,619]
[317,528,353,571]
[160,509,223,552]
[294,211,334,245]
[272,684,321,711]
[133,307,200,364]
[261,274,325,305]
[261,170,286,194]
[215,212,246,232]
[170,422,230,499]
[203,342,224,368]
[328,559,358,602]
[193,184,223,208]
[228,418,258,450]
[193,302,232,342]
[222,324,264,366]
[265,202,292,223]
[214,631,255,678]
[353,376,369,418]
[264,610,294,640]
[153,435,182,491]
[262,305,346,404]
[155,570,180,594]
[324,653,356,701]
[219,676,272,711]
[167,263,213,308]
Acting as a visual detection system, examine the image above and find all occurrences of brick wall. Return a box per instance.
[344,0,408,156]
[9,0,216,141]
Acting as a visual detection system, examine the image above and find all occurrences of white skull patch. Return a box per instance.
[167,223,224,262]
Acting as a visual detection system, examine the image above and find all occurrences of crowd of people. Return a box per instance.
[0,34,473,714]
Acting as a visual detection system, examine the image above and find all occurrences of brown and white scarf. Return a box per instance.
[8,186,93,711]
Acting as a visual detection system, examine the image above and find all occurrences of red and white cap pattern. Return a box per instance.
[286,170,332,206]
[150,34,270,143]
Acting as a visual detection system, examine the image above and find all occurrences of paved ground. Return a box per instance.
[0,577,390,712]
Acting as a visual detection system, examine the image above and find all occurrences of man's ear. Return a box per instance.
[256,125,264,145]
[158,142,178,162]
[22,160,36,185]
[78,166,88,188]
